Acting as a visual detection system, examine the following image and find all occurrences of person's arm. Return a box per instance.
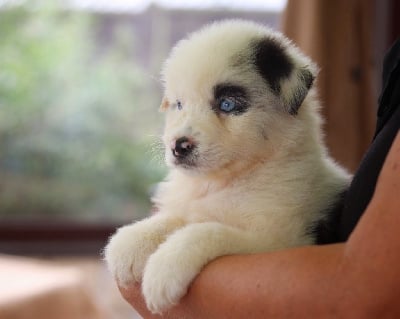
[119,132,400,319]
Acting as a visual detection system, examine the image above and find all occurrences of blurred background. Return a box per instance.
[0,0,398,318]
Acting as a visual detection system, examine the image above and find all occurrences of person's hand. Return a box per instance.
[118,281,196,319]
[119,283,162,319]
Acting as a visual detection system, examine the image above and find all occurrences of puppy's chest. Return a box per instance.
[158,181,268,229]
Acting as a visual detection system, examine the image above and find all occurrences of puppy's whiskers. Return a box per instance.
[148,135,166,166]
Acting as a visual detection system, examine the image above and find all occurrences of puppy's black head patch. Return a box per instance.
[250,37,315,115]
[251,38,293,93]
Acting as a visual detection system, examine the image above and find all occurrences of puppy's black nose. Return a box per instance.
[172,137,194,158]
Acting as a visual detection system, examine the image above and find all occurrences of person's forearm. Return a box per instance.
[181,244,345,319]
[120,243,346,319]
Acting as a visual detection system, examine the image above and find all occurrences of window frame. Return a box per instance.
[0,218,123,256]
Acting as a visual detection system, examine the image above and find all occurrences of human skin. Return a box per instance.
[118,132,400,319]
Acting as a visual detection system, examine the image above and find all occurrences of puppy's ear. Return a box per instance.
[279,66,315,115]
[252,37,316,115]
[159,97,169,112]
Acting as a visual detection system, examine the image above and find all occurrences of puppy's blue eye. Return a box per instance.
[177,100,182,110]
[219,98,236,113]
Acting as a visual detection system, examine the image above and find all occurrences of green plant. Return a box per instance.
[0,3,165,221]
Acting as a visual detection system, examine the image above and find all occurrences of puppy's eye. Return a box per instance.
[176,100,183,110]
[219,98,236,113]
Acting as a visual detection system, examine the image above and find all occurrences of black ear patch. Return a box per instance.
[252,38,293,93]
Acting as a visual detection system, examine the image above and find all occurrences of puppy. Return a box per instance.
[104,20,350,314]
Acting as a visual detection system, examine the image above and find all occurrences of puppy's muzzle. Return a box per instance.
[171,137,195,159]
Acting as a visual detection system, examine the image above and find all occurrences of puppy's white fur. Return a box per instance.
[105,20,350,314]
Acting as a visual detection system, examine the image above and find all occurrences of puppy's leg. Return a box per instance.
[142,222,260,314]
[104,214,185,286]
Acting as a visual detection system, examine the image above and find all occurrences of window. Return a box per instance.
[0,0,286,254]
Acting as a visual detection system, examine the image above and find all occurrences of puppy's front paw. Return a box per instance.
[142,241,200,314]
[104,216,185,286]
[104,224,148,286]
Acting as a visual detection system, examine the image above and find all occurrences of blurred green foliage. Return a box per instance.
[0,3,165,221]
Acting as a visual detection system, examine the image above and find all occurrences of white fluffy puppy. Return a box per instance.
[105,20,350,314]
